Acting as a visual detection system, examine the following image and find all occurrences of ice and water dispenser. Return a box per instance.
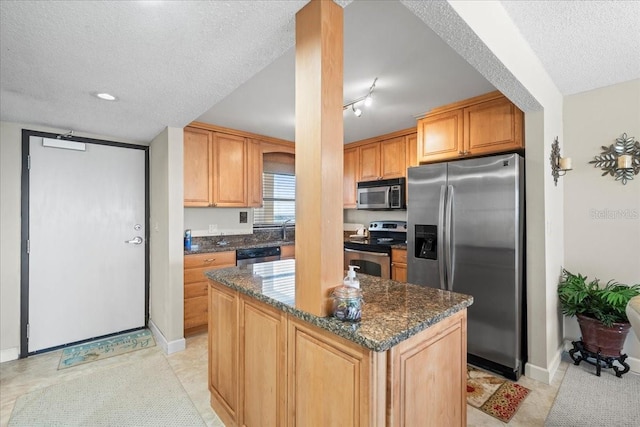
[414,225,437,260]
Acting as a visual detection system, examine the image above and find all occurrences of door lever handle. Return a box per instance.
[124,236,143,245]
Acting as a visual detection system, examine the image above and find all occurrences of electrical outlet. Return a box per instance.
[208,224,217,233]
[239,211,248,224]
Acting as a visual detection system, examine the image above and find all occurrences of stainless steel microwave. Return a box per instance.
[356,178,406,210]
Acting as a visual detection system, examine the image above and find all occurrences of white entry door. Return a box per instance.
[27,136,146,353]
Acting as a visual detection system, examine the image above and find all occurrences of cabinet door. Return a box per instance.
[417,110,464,163]
[391,263,407,283]
[405,133,418,169]
[380,136,406,179]
[240,298,286,427]
[388,310,467,427]
[212,133,248,207]
[391,248,407,282]
[359,142,381,181]
[287,318,372,427]
[209,282,239,425]
[184,127,212,206]
[464,97,524,156]
[343,147,359,208]
[247,139,263,208]
[280,244,295,260]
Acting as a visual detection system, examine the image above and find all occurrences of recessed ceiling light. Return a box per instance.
[92,92,118,101]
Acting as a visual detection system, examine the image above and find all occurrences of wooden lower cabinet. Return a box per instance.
[240,298,287,427]
[287,318,375,426]
[388,310,467,426]
[391,248,407,283]
[281,244,295,260]
[208,280,467,427]
[184,251,236,336]
[209,283,286,427]
[208,281,239,423]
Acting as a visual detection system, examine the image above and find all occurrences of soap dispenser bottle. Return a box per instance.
[332,265,363,322]
[343,265,360,289]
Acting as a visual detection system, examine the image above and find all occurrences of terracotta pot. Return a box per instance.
[576,314,631,357]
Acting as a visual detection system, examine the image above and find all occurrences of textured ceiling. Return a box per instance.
[501,0,640,96]
[1,1,639,144]
[0,0,307,143]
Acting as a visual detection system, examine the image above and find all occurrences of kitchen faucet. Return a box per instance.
[282,219,294,240]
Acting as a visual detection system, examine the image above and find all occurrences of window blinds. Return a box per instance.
[253,172,296,225]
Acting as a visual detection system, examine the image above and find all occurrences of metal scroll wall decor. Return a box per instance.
[589,133,640,185]
[550,137,572,186]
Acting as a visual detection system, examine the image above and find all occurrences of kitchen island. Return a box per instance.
[205,259,473,427]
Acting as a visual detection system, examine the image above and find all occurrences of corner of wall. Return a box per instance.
[148,319,185,355]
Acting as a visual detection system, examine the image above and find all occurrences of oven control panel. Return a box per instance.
[368,220,407,232]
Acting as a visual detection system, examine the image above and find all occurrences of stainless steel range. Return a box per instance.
[344,220,407,279]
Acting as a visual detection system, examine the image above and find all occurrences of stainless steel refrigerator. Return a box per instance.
[407,153,524,380]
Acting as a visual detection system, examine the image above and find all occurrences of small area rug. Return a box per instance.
[467,366,530,423]
[545,360,640,426]
[58,329,155,370]
[9,352,206,426]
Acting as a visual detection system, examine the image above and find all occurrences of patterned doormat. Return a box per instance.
[467,366,530,423]
[58,329,155,370]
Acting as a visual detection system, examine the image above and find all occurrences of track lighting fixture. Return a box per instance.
[343,77,377,117]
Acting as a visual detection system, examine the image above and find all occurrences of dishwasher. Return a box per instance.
[236,246,281,266]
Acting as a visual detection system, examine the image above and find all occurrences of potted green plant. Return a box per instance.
[558,268,640,357]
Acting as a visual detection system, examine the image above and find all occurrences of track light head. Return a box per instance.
[352,104,362,117]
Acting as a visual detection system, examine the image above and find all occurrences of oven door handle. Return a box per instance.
[344,248,390,257]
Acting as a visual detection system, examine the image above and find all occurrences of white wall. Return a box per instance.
[563,79,640,370]
[184,207,253,237]
[148,127,185,354]
[0,121,144,362]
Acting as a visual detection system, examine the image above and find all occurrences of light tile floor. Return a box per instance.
[1,332,568,426]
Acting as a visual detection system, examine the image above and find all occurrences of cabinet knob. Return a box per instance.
[204,258,214,263]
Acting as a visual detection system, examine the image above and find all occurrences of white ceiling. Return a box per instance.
[1,1,638,144]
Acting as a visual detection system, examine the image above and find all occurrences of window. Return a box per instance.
[253,172,295,225]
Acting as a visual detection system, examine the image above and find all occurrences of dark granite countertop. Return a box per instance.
[205,259,472,352]
[185,240,294,255]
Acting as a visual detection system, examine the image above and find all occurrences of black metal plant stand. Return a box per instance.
[569,340,630,378]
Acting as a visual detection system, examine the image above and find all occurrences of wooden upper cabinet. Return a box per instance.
[212,132,248,207]
[417,109,464,163]
[358,142,381,182]
[343,147,358,208]
[380,136,406,179]
[184,127,212,207]
[247,139,263,208]
[358,136,407,182]
[464,96,524,156]
[406,132,418,169]
[417,92,523,164]
[184,123,294,208]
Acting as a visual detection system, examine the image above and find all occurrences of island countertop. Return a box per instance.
[205,259,473,352]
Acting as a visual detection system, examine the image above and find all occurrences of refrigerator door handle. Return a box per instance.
[444,185,454,291]
[437,185,447,290]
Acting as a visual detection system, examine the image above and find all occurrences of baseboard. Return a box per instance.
[524,344,563,384]
[0,347,19,363]
[563,339,640,374]
[148,320,185,355]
